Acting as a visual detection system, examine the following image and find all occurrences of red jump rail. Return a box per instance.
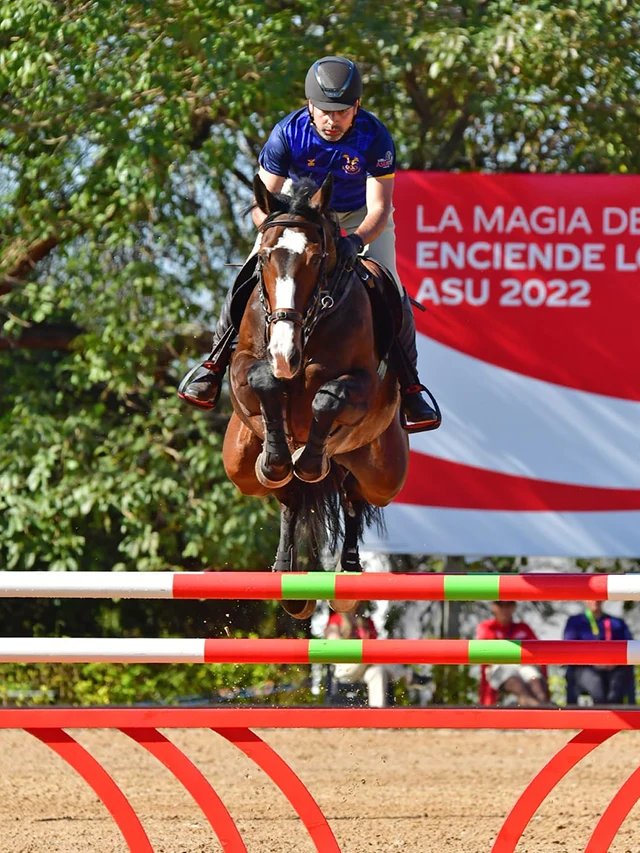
[1,707,640,853]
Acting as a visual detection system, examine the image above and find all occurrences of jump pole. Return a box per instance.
[2,570,640,852]
[1,570,639,600]
[0,637,639,665]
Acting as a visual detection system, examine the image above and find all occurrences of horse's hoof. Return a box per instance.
[329,598,359,614]
[255,452,294,489]
[292,446,330,483]
[281,599,317,619]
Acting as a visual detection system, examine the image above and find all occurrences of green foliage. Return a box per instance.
[0,596,316,704]
[0,381,280,572]
[0,660,314,706]
[430,664,478,705]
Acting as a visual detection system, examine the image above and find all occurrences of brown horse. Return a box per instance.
[222,174,409,618]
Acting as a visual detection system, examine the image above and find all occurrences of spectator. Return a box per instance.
[325,602,415,707]
[476,601,550,706]
[563,601,636,705]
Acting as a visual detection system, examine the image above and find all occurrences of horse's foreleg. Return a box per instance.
[247,360,293,488]
[222,413,271,497]
[294,372,371,483]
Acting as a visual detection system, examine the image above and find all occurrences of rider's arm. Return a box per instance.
[352,175,394,247]
[251,168,286,228]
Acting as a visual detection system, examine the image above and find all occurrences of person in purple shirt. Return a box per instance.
[179,56,439,433]
[564,600,636,705]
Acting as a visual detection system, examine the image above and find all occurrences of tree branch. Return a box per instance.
[189,107,215,150]
[0,322,82,351]
[0,235,60,295]
[231,168,254,191]
[403,68,434,132]
[431,105,471,170]
[0,322,214,359]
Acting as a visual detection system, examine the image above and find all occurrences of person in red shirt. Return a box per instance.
[325,602,414,707]
[476,601,550,706]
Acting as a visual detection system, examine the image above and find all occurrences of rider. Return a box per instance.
[179,55,440,432]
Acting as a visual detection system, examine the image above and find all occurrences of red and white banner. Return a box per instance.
[365,173,640,557]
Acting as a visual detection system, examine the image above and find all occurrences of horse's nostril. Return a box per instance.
[289,351,301,371]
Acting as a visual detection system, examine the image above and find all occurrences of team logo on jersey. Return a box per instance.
[307,158,316,167]
[342,154,361,174]
[376,150,393,169]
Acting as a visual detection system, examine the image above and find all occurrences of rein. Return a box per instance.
[257,215,342,345]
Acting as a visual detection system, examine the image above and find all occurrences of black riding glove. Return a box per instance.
[337,233,365,266]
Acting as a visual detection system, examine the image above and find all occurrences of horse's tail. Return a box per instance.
[352,499,387,544]
[293,463,385,561]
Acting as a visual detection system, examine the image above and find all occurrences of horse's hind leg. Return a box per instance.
[340,481,366,573]
[247,360,293,487]
[275,490,316,620]
[274,501,297,572]
[337,416,409,506]
[329,474,366,614]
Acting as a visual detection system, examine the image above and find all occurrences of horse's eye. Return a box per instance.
[310,255,322,267]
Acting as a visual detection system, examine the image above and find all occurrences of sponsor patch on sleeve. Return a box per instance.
[376,150,394,169]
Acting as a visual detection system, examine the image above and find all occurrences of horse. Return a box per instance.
[222,173,409,619]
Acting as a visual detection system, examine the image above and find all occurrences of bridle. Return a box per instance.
[257,214,338,345]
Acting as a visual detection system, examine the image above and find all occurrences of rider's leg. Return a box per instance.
[501,675,545,707]
[337,208,440,432]
[364,664,390,708]
[178,251,259,409]
[527,676,552,705]
[177,288,236,409]
[394,287,441,431]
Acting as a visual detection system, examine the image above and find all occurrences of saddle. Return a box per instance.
[229,254,261,331]
[356,258,403,361]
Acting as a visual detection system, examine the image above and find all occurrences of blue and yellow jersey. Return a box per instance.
[563,612,633,642]
[258,106,396,212]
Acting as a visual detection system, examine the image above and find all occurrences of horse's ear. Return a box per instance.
[310,173,333,214]
[253,173,284,215]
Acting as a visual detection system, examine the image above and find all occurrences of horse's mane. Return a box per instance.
[247,178,340,235]
[277,178,325,222]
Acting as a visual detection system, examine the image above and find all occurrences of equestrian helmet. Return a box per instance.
[305,56,362,111]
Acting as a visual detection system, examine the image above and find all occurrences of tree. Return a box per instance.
[2,0,638,584]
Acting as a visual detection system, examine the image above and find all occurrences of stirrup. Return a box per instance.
[400,384,442,434]
[177,361,223,410]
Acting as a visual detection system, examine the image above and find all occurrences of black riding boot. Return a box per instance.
[392,289,441,433]
[178,257,259,410]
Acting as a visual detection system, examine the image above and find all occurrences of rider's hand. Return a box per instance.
[337,233,364,266]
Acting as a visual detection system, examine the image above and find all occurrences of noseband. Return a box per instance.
[257,216,335,343]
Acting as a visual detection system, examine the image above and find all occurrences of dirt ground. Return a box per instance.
[1,725,639,853]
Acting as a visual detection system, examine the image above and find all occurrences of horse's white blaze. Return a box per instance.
[269,274,298,378]
[275,228,307,254]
